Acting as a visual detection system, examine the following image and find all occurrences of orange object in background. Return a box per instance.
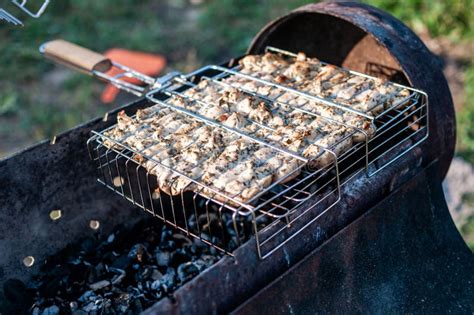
[101,49,166,103]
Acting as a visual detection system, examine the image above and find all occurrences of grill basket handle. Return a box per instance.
[40,39,112,74]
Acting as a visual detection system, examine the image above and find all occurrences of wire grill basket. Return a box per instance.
[12,0,49,18]
[87,47,428,259]
[1,0,50,26]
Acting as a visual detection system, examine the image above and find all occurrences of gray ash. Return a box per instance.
[2,220,227,314]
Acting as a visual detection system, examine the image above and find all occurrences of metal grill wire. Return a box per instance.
[87,47,429,259]
[12,0,50,18]
[0,8,23,26]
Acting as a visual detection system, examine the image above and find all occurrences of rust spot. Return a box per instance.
[23,256,35,267]
[49,209,62,221]
[89,220,100,230]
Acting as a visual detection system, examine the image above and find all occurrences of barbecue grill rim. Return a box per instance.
[247,1,455,179]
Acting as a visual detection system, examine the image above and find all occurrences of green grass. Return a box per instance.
[458,64,474,250]
[457,65,474,164]
[197,0,314,59]
[1,1,166,82]
[0,0,168,148]
[461,213,474,251]
[366,0,474,41]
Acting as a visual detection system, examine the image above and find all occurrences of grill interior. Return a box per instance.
[87,47,428,259]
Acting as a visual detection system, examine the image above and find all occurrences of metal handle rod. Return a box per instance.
[40,39,157,96]
[0,8,23,26]
[12,0,50,18]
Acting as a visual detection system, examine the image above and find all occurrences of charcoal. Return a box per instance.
[40,277,62,298]
[134,266,152,283]
[150,280,162,292]
[110,268,126,285]
[131,299,143,314]
[25,216,229,314]
[89,280,111,291]
[80,237,96,255]
[111,255,132,270]
[88,263,106,283]
[3,278,32,306]
[155,250,171,267]
[102,299,116,315]
[81,301,97,313]
[78,290,95,303]
[68,261,92,283]
[128,244,149,263]
[160,228,173,243]
[172,233,193,246]
[69,301,78,312]
[200,233,212,243]
[202,255,218,265]
[192,259,207,272]
[177,262,199,284]
[170,248,191,266]
[227,237,239,252]
[192,237,206,249]
[42,305,60,315]
[150,269,163,281]
[159,239,176,251]
[113,293,130,311]
[160,267,176,291]
[209,244,218,256]
[187,214,197,230]
[186,243,199,255]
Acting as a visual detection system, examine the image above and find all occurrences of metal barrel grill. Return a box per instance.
[0,2,472,314]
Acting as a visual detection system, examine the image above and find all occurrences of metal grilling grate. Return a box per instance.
[87,47,428,258]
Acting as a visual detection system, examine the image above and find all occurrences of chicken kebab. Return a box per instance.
[101,51,413,206]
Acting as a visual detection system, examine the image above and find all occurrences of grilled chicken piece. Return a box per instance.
[222,112,247,129]
[100,51,414,204]
[248,102,272,123]
[283,61,311,82]
[239,55,261,70]
[343,115,376,142]
[236,97,254,114]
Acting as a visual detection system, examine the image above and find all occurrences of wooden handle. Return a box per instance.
[41,39,112,73]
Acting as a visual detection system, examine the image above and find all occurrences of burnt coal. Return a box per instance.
[17,219,228,314]
[154,250,170,267]
[41,305,60,315]
[3,278,32,306]
[128,243,150,263]
[177,262,199,284]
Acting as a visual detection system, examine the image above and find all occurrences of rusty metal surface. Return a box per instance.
[232,162,474,314]
[248,1,455,179]
[0,98,152,283]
